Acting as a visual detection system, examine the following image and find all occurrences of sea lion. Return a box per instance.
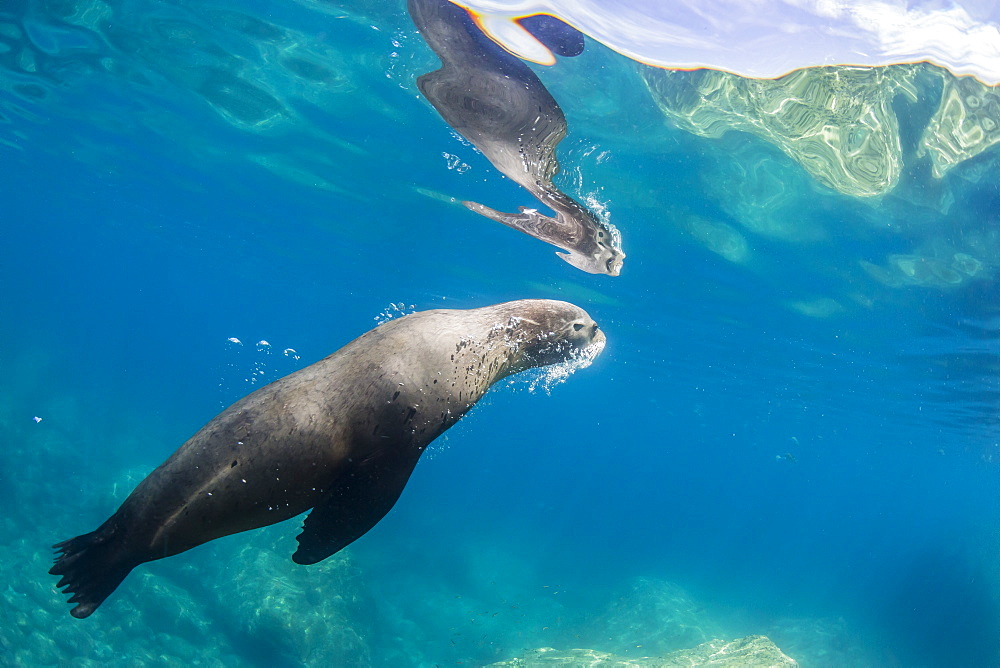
[409,0,625,276]
[51,299,605,619]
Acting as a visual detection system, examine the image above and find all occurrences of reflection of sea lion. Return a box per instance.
[409,0,624,276]
[51,300,605,618]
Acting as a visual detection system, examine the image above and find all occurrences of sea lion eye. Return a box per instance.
[573,323,585,331]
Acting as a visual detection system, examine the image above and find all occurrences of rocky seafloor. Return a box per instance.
[1,403,873,666]
[488,635,797,666]
[1,525,868,665]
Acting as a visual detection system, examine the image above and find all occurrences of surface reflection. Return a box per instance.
[409,0,624,275]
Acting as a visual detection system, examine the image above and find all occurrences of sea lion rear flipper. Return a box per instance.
[50,520,137,619]
[292,449,420,565]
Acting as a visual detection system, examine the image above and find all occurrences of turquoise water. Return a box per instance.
[2,0,1000,665]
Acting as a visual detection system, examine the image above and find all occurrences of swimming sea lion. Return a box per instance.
[51,299,605,618]
[409,0,625,276]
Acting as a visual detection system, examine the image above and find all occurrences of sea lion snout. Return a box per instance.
[578,320,606,358]
[588,323,607,350]
[567,316,603,349]
[513,302,605,369]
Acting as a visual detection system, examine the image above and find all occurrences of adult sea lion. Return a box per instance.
[51,299,605,619]
[409,0,625,276]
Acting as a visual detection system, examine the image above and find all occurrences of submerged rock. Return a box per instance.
[667,636,798,666]
[764,616,870,667]
[583,577,724,656]
[488,634,798,666]
[226,528,375,665]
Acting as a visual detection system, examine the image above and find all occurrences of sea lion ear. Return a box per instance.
[292,449,421,565]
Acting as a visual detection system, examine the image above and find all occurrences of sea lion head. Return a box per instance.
[559,242,625,277]
[497,299,606,376]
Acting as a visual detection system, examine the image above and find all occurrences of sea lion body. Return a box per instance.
[51,299,604,618]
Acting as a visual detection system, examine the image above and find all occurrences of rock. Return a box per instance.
[488,634,798,666]
[226,527,374,665]
[584,577,723,655]
[764,616,871,667]
[660,636,798,666]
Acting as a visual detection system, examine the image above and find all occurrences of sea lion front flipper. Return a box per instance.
[291,449,420,565]
[519,15,585,58]
[464,201,570,241]
[464,201,620,275]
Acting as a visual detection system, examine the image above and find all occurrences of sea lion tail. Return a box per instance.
[50,521,136,619]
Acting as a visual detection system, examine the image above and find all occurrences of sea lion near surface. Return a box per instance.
[409,0,625,276]
[50,300,605,619]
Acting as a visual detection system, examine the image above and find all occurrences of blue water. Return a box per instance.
[3,1,1000,666]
